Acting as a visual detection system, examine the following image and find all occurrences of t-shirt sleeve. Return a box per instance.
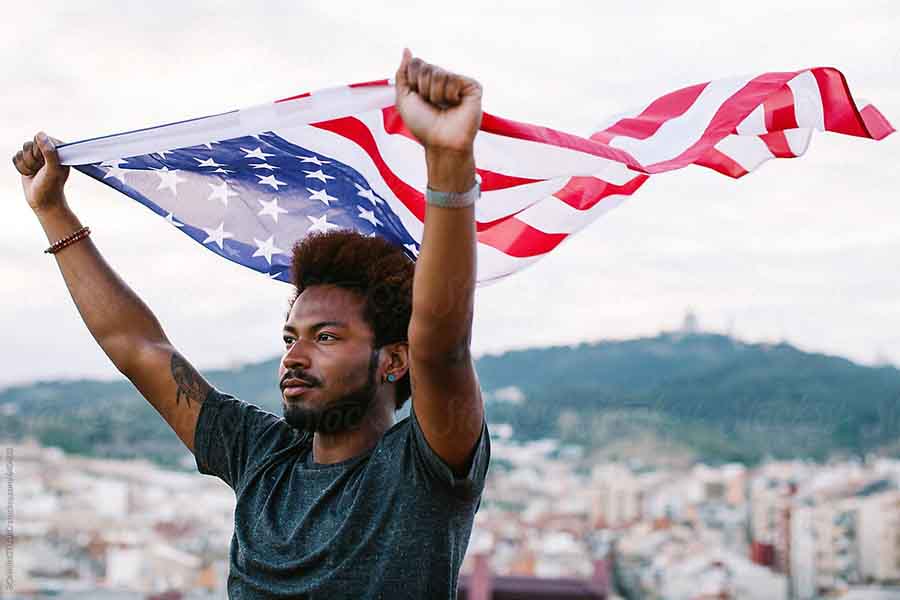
[193,388,299,492]
[408,398,491,502]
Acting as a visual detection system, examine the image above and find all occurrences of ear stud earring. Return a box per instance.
[386,374,397,383]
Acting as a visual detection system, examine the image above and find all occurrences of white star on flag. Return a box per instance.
[201,221,234,249]
[250,163,279,170]
[354,183,382,206]
[297,155,329,166]
[357,205,382,227]
[307,213,340,234]
[241,147,275,160]
[307,187,336,206]
[102,159,129,183]
[164,212,184,228]
[208,181,238,206]
[404,243,420,257]
[252,235,285,265]
[303,169,335,183]
[256,173,287,190]
[195,157,225,168]
[257,197,289,223]
[154,167,185,195]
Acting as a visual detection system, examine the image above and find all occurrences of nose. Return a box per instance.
[281,337,313,372]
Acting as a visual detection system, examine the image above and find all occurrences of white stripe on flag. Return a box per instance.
[610,76,755,165]
[736,104,767,136]
[476,179,570,222]
[784,128,813,156]
[714,134,775,172]
[787,71,825,132]
[516,191,630,234]
[58,85,397,166]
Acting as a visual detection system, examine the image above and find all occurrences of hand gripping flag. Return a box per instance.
[57,68,893,285]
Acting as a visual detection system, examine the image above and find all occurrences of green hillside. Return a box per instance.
[2,333,898,467]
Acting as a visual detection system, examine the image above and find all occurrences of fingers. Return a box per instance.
[397,50,475,108]
[12,150,29,176]
[394,48,413,96]
[11,132,63,177]
[428,68,449,106]
[444,75,463,106]
[416,63,433,105]
[28,140,43,167]
[13,142,42,177]
[34,131,61,169]
[406,56,424,96]
[22,140,43,172]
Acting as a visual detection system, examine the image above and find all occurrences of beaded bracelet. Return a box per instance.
[45,226,91,255]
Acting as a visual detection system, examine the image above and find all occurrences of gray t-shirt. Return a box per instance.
[193,388,490,599]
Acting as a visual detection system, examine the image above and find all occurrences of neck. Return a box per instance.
[311,400,395,465]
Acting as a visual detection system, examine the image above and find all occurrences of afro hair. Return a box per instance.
[287,230,415,409]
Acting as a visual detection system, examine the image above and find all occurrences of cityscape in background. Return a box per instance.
[6,430,900,599]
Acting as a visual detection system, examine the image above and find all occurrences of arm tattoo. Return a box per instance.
[170,352,212,408]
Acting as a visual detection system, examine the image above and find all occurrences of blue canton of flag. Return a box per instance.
[77,131,421,283]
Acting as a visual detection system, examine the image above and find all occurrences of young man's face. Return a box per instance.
[279,284,381,433]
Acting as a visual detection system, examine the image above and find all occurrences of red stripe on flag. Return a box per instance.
[313,116,426,222]
[478,171,544,192]
[763,85,799,132]
[314,116,567,258]
[643,71,800,173]
[590,131,615,144]
[276,80,390,103]
[694,148,750,178]
[476,218,568,257]
[275,91,312,104]
[811,67,870,138]
[382,106,414,137]
[479,112,644,171]
[349,79,390,88]
[760,131,795,158]
[553,174,649,210]
[860,104,896,140]
[595,83,708,141]
[381,106,543,191]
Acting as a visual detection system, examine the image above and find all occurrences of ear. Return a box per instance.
[380,341,410,381]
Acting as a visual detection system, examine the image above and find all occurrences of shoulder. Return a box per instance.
[374,402,490,502]
[194,389,305,489]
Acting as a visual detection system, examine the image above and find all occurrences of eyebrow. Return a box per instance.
[282,321,348,335]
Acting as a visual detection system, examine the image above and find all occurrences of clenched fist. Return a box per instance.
[12,132,69,215]
[394,49,482,155]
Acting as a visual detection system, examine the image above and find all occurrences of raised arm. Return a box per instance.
[12,133,211,452]
[394,51,484,474]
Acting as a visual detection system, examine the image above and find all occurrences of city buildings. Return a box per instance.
[5,437,900,599]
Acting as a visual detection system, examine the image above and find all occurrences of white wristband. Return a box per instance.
[425,174,481,208]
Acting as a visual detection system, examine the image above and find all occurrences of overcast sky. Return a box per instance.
[2,1,898,389]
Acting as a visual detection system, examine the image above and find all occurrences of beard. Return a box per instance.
[282,349,380,434]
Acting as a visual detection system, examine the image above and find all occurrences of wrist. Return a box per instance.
[425,147,476,193]
[32,193,70,220]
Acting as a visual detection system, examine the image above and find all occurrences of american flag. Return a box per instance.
[57,68,892,285]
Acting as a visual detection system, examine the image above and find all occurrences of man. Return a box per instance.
[12,49,489,599]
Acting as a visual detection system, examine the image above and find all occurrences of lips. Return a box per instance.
[282,377,316,398]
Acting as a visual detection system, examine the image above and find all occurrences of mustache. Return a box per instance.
[280,370,321,389]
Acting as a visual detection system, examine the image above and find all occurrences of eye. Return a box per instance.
[316,332,337,342]
[283,335,294,347]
